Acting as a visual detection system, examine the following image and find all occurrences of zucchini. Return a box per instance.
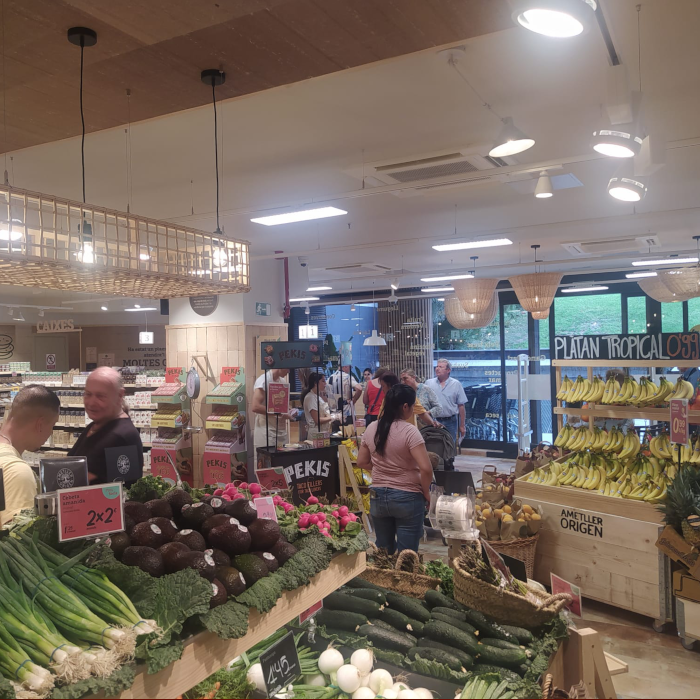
[475,643,528,669]
[430,612,478,637]
[472,664,521,682]
[422,620,479,656]
[345,577,388,592]
[501,624,535,645]
[357,624,416,653]
[480,638,528,653]
[407,647,465,672]
[347,588,387,605]
[463,609,517,643]
[424,589,464,611]
[380,608,415,634]
[417,638,474,669]
[324,592,382,617]
[431,606,469,621]
[385,592,431,623]
[315,609,367,632]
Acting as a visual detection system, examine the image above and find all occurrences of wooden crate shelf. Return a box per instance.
[553,406,691,422]
[115,551,366,699]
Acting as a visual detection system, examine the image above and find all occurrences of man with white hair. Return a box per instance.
[68,367,143,484]
[425,358,467,446]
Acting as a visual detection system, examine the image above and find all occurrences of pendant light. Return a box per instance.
[452,256,499,314]
[534,171,553,198]
[511,0,597,38]
[509,245,562,318]
[638,276,690,303]
[658,236,700,300]
[201,69,226,235]
[531,309,550,320]
[364,284,386,346]
[607,167,647,202]
[445,294,498,329]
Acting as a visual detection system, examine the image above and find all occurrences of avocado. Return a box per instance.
[223,499,258,526]
[130,521,167,548]
[208,548,231,568]
[179,551,217,580]
[122,546,164,577]
[164,488,193,514]
[181,502,215,529]
[215,566,247,596]
[173,528,207,551]
[210,579,228,608]
[253,551,279,572]
[145,498,173,519]
[208,497,227,514]
[247,519,281,551]
[124,514,136,535]
[148,517,178,541]
[269,540,297,565]
[208,523,251,556]
[201,514,237,539]
[233,553,269,586]
[109,532,131,560]
[159,542,191,573]
[124,501,151,524]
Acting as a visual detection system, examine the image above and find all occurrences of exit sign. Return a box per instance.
[256,302,271,316]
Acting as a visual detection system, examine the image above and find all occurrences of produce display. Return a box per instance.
[556,373,693,405]
[474,502,542,541]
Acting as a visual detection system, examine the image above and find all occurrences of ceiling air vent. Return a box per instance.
[323,263,393,275]
[562,235,661,257]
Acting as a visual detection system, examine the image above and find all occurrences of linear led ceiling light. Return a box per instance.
[251,206,347,226]
[626,271,657,279]
[534,171,553,198]
[432,238,513,252]
[290,296,320,302]
[561,285,609,293]
[511,0,597,38]
[632,257,698,267]
[489,117,535,158]
[421,273,474,282]
[307,286,332,291]
[125,307,157,311]
[421,287,455,293]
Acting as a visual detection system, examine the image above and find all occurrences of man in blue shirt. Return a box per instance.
[425,358,467,446]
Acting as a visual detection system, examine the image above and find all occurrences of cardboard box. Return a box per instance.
[656,525,700,575]
[674,569,700,604]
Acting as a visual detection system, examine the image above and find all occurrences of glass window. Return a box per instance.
[554,294,622,335]
[627,296,647,334]
[538,315,549,348]
[661,302,684,332]
[688,298,700,329]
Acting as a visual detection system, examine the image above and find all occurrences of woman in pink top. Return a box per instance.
[357,384,433,553]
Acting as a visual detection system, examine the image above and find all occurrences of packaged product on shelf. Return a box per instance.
[202,430,247,485]
[151,428,193,485]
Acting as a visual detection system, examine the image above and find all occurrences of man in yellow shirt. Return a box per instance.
[0,385,60,526]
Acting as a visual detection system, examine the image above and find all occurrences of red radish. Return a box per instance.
[321,520,331,529]
[332,510,339,518]
[321,530,331,537]
[348,513,358,522]
[317,513,326,522]
[273,496,282,505]
[307,495,319,505]
[310,514,320,525]
[300,527,307,532]
[283,504,293,513]
[340,516,351,529]
[213,488,224,496]
[338,505,349,517]
[233,493,245,500]
[249,483,262,495]
[222,494,233,501]
[239,482,249,490]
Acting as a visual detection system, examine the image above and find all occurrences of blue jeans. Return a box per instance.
[439,415,459,445]
[370,487,426,554]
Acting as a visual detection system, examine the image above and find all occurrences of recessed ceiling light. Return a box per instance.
[101,305,108,311]
[625,271,657,279]
[289,297,320,302]
[632,258,698,267]
[534,171,553,198]
[432,238,513,252]
[421,287,455,293]
[489,117,535,158]
[307,286,332,291]
[438,298,445,302]
[251,206,347,226]
[512,0,597,38]
[561,285,609,293]
[420,273,474,282]
[125,307,157,311]
[608,175,647,202]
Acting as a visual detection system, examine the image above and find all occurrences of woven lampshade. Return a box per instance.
[452,278,499,314]
[638,276,691,303]
[508,272,563,315]
[445,294,498,329]
[658,268,700,300]
[531,309,550,320]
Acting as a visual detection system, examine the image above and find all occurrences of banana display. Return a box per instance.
[554,424,641,459]
[556,374,694,406]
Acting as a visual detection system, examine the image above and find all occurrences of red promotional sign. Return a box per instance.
[298,599,323,625]
[165,367,183,383]
[550,573,582,617]
[57,483,124,542]
[256,467,288,492]
[267,382,290,414]
[220,366,242,383]
[671,398,689,445]
[254,496,278,523]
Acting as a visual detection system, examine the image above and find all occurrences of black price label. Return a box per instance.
[0,468,5,512]
[259,631,300,697]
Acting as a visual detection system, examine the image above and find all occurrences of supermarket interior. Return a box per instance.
[2,1,700,698]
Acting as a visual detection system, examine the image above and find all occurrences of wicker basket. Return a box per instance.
[362,546,440,599]
[488,533,539,579]
[452,555,570,628]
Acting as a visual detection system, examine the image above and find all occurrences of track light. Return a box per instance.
[350,303,356,312]
[591,126,643,158]
[390,278,400,290]
[534,171,553,198]
[13,311,25,322]
[488,117,535,158]
[608,173,647,202]
[38,309,45,317]
[511,0,597,38]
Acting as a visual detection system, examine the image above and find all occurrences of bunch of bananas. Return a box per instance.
[669,376,696,401]
[557,374,694,406]
[555,424,640,458]
[649,433,673,460]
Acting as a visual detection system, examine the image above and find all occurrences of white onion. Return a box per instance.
[398,691,418,699]
[337,664,362,694]
[352,688,376,699]
[351,648,374,675]
[382,691,398,700]
[413,689,433,699]
[360,672,371,687]
[304,673,327,687]
[368,669,394,695]
[393,682,410,692]
[318,648,345,675]
[246,663,265,692]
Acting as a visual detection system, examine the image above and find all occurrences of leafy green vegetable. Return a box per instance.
[408,654,471,683]
[424,559,454,598]
[49,664,135,699]
[127,475,171,502]
[199,600,250,639]
[137,639,185,675]
[183,667,255,700]
[235,574,283,613]
[0,676,15,699]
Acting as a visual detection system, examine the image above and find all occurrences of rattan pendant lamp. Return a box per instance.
[445,293,498,329]
[658,236,700,300]
[452,256,499,314]
[509,245,562,318]
[638,276,691,303]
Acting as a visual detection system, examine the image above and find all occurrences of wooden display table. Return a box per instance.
[115,551,366,699]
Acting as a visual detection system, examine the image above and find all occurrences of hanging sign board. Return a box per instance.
[260,341,323,370]
[57,483,124,542]
[671,398,690,445]
[37,319,76,333]
[553,332,700,362]
[189,295,219,317]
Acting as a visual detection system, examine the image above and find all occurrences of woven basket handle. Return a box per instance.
[395,549,421,573]
[536,592,572,611]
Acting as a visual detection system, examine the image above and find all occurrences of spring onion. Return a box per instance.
[0,621,54,695]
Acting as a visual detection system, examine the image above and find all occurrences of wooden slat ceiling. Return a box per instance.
[0,0,512,153]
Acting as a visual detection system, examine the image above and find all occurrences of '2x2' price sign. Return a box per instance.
[259,631,301,697]
[57,483,125,542]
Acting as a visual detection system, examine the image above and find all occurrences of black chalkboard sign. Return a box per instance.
[0,468,5,512]
[40,457,89,493]
[259,631,300,697]
[267,446,340,506]
[554,332,700,362]
[500,552,528,582]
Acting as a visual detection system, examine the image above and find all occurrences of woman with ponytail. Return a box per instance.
[357,383,433,553]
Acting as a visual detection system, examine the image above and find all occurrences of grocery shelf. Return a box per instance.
[114,551,366,700]
[553,406,683,421]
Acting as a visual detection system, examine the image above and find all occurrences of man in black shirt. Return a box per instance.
[69,367,143,484]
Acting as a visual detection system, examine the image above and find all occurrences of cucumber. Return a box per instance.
[430,612,478,637]
[368,619,400,632]
[347,588,387,605]
[422,620,479,656]
[431,607,469,621]
[475,643,528,669]
[407,647,465,672]
[480,638,525,651]
[501,624,535,645]
[417,638,474,669]
[345,577,388,592]
[407,618,424,636]
[380,608,415,634]
[424,589,464,611]
[357,624,416,653]
[315,609,367,632]
[463,609,517,643]
[324,592,382,617]
[472,664,521,682]
[385,592,431,623]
